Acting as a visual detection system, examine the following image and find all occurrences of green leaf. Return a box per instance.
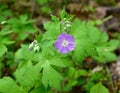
[78,69,88,76]
[51,15,59,22]
[40,39,56,48]
[78,77,86,86]
[0,43,7,57]
[42,61,63,90]
[60,9,68,19]
[43,21,60,40]
[0,30,13,57]
[104,52,117,61]
[0,25,12,35]
[93,45,117,62]
[0,77,25,93]
[70,19,87,39]
[2,36,14,45]
[108,40,119,51]
[14,61,41,91]
[50,56,73,67]
[93,38,119,63]
[84,81,95,91]
[40,46,55,59]
[71,19,98,63]
[30,84,48,93]
[90,83,109,93]
[87,23,101,43]
[64,80,77,91]
[71,18,117,63]
[7,15,38,40]
[72,38,95,63]
[60,9,74,20]
[0,28,14,57]
[90,72,105,81]
[15,45,40,62]
[0,4,12,23]
[99,32,109,43]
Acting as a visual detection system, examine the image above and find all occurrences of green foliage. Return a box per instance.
[0,13,38,60]
[42,21,60,40]
[6,15,38,40]
[41,55,73,90]
[37,0,54,14]
[70,19,119,63]
[14,61,41,91]
[83,70,106,92]
[0,4,12,23]
[90,72,105,81]
[30,84,54,93]
[15,44,73,91]
[93,39,119,62]
[42,61,63,90]
[0,28,14,57]
[15,45,40,62]
[60,9,74,20]
[90,83,109,93]
[0,7,119,93]
[0,77,25,93]
[63,67,88,91]
[84,81,95,91]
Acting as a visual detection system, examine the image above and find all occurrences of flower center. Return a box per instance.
[62,40,69,47]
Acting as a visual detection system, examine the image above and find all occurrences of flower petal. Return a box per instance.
[58,33,69,39]
[68,45,75,51]
[67,36,74,42]
[68,42,75,51]
[61,47,69,54]
[55,33,75,54]
[55,41,62,49]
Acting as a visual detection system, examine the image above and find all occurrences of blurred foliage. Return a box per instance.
[96,0,117,6]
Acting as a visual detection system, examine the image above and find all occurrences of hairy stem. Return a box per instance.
[105,65,117,93]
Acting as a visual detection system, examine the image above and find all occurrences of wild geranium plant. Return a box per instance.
[0,9,119,93]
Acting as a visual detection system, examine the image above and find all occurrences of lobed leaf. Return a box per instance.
[90,83,109,93]
[0,77,25,93]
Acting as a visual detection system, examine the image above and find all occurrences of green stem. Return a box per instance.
[103,15,113,23]
[105,65,117,93]
[30,0,35,19]
[60,21,62,34]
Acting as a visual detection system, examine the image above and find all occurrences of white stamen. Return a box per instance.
[62,40,69,47]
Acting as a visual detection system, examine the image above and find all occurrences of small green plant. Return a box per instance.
[6,15,38,41]
[0,4,13,23]
[0,13,38,70]
[37,0,54,14]
[0,9,119,93]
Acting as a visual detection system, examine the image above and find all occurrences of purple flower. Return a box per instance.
[55,33,75,54]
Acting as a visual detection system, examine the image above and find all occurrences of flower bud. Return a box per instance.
[33,44,40,52]
[28,40,40,52]
[28,42,34,51]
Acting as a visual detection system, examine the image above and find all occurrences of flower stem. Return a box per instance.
[105,65,117,93]
[60,22,62,34]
